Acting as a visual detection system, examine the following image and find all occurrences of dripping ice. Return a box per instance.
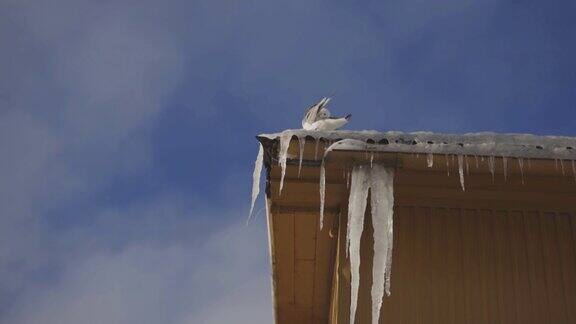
[518,158,525,185]
[370,165,395,324]
[319,159,326,229]
[427,153,434,168]
[278,132,292,194]
[347,165,369,324]
[319,140,345,230]
[457,154,465,191]
[298,135,306,177]
[347,164,395,324]
[248,143,264,222]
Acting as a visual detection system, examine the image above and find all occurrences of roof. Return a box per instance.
[258,129,576,160]
[256,129,576,323]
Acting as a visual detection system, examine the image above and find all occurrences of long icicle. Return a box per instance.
[319,140,347,230]
[488,155,495,182]
[278,132,292,194]
[518,158,525,185]
[247,143,264,222]
[298,135,306,178]
[458,154,466,191]
[347,165,370,324]
[370,165,395,324]
[319,159,326,230]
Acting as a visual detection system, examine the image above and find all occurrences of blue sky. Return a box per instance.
[1,0,575,323]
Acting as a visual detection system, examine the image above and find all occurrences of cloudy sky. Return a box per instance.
[1,0,575,323]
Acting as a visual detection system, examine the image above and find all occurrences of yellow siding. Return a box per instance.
[333,205,576,324]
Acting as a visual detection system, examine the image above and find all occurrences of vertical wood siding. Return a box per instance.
[339,206,576,324]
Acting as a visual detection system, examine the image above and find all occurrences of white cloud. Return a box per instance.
[4,199,272,324]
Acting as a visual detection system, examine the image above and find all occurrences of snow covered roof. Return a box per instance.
[258,129,576,160]
[252,130,576,324]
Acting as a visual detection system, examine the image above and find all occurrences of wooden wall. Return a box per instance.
[331,204,576,324]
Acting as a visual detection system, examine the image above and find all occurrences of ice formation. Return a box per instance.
[249,129,576,324]
[555,158,559,171]
[346,164,395,324]
[347,165,370,324]
[298,135,306,178]
[319,159,326,229]
[318,140,344,230]
[248,143,264,222]
[518,158,525,185]
[458,154,465,191]
[278,132,292,194]
[369,165,395,324]
[346,169,351,188]
[488,155,495,181]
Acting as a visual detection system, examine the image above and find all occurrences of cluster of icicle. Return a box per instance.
[249,133,396,324]
[250,132,576,222]
[247,131,576,323]
[344,164,395,324]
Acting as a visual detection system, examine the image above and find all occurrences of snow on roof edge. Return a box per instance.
[257,129,576,160]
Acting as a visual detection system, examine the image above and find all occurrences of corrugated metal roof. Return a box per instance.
[258,129,576,160]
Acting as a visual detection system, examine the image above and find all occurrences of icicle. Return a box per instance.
[346,169,351,189]
[298,136,306,178]
[518,158,525,185]
[319,159,326,230]
[370,152,374,168]
[347,165,370,324]
[314,137,320,160]
[370,165,395,324]
[475,155,479,168]
[481,156,485,162]
[488,155,495,182]
[445,154,450,176]
[347,164,395,324]
[555,158,559,171]
[465,154,470,175]
[572,160,576,182]
[458,155,465,191]
[318,140,350,230]
[427,153,434,168]
[416,153,420,159]
[248,144,264,222]
[560,159,566,176]
[527,158,532,169]
[278,133,292,194]
[502,156,508,182]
